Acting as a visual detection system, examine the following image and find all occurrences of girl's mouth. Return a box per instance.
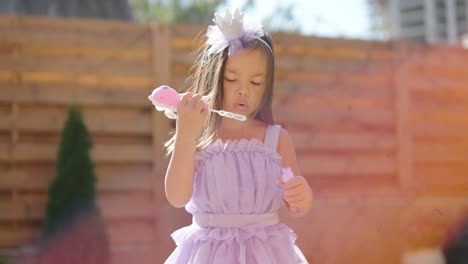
[235,102,249,111]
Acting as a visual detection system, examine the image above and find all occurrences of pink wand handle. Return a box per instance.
[281,167,299,213]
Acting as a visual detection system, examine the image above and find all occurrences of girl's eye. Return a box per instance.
[251,81,262,86]
[224,78,236,82]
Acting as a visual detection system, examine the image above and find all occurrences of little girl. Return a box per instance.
[163,8,313,264]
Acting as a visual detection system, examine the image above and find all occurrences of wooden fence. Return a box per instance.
[0,15,468,264]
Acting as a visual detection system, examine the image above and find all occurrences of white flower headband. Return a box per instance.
[206,8,270,56]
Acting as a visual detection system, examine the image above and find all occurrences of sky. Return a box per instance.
[220,0,375,40]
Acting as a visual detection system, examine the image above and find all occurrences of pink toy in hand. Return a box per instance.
[148,85,246,121]
[281,167,295,183]
[281,167,299,213]
[148,85,208,119]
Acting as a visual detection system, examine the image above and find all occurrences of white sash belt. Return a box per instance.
[193,212,279,228]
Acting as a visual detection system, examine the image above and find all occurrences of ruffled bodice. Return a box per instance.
[186,138,283,215]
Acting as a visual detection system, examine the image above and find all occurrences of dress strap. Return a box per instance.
[263,124,281,151]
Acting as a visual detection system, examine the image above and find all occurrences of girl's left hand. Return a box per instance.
[277,176,313,216]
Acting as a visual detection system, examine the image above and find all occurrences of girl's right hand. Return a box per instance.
[176,92,208,142]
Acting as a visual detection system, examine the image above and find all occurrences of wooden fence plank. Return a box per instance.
[0,133,10,143]
[406,64,468,80]
[1,29,152,50]
[273,80,393,98]
[275,107,394,127]
[151,23,173,251]
[274,95,393,111]
[0,87,13,103]
[414,167,468,185]
[0,228,39,248]
[412,123,468,138]
[412,98,468,112]
[275,45,393,61]
[298,153,396,176]
[0,192,156,222]
[0,143,10,161]
[0,114,12,131]
[309,175,400,197]
[108,220,155,245]
[411,111,468,126]
[0,200,43,221]
[170,24,205,40]
[0,71,153,89]
[97,174,153,192]
[0,172,51,190]
[290,131,395,152]
[17,15,148,38]
[15,133,152,146]
[1,165,153,191]
[395,64,413,189]
[275,54,393,73]
[99,193,155,219]
[0,54,152,77]
[414,184,468,197]
[20,44,150,62]
[0,16,152,51]
[272,32,393,49]
[9,143,152,162]
[0,71,16,84]
[16,106,152,134]
[17,71,152,88]
[412,85,468,97]
[414,135,468,145]
[403,75,468,91]
[413,144,468,162]
[0,15,17,28]
[1,85,150,107]
[275,71,392,87]
[88,143,153,163]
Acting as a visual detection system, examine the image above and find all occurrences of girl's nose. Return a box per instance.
[238,84,248,96]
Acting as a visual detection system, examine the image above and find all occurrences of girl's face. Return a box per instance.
[222,47,268,118]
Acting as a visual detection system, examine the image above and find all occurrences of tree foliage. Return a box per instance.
[0,0,133,21]
[130,0,224,24]
[42,105,97,241]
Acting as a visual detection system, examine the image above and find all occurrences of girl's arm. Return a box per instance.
[277,128,313,217]
[165,93,207,208]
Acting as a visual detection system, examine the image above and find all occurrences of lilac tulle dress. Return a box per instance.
[165,125,308,264]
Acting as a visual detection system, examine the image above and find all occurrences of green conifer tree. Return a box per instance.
[42,105,96,240]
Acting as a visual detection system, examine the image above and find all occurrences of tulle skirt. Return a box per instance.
[165,223,309,264]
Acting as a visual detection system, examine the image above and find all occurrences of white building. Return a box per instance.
[389,0,468,44]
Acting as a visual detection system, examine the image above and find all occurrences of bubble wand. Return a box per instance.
[148,85,246,121]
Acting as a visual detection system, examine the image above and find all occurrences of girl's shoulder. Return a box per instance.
[275,126,301,174]
[277,126,292,143]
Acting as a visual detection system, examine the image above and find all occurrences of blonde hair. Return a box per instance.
[164,33,276,155]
